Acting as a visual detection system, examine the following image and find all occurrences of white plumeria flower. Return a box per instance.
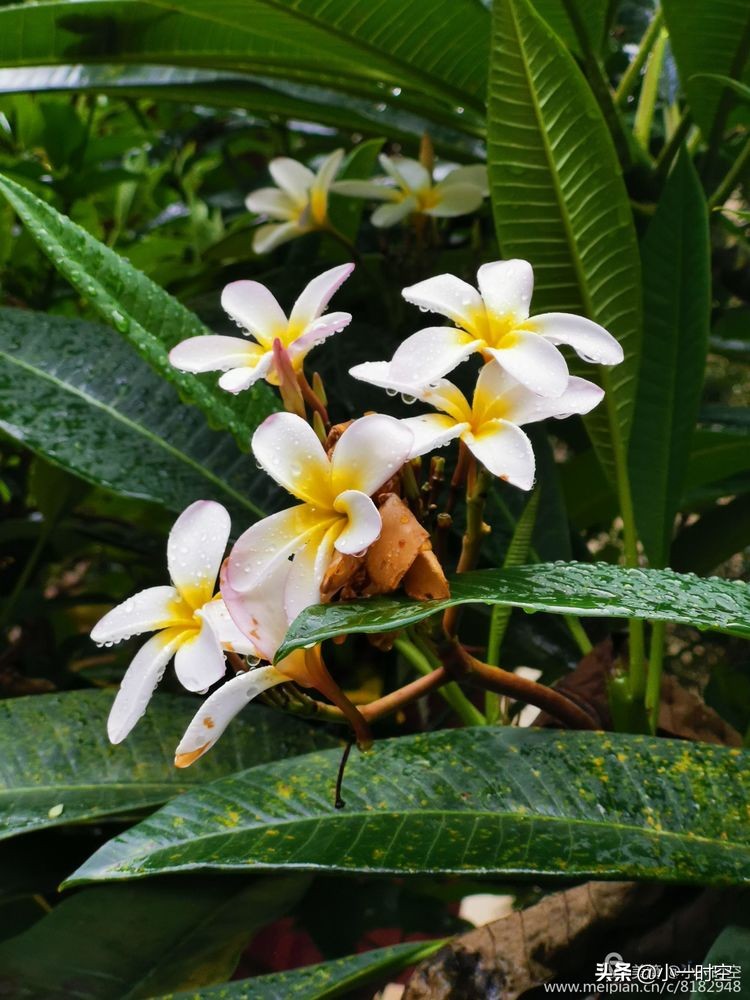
[174,558,310,768]
[168,264,353,394]
[226,411,414,623]
[245,149,344,253]
[333,154,488,227]
[90,501,257,744]
[351,359,604,490]
[383,259,623,398]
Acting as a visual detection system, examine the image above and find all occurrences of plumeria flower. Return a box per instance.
[90,501,256,744]
[377,259,623,398]
[245,149,344,253]
[351,359,604,490]
[226,411,414,623]
[169,264,353,394]
[333,154,488,227]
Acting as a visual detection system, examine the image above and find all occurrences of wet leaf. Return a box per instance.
[0,690,334,840]
[66,729,750,887]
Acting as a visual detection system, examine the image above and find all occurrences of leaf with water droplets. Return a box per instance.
[276,562,750,660]
[66,729,750,887]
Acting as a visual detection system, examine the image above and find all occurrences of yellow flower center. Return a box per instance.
[309,187,328,226]
[415,187,440,211]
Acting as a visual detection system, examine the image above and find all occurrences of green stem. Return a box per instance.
[655,111,692,178]
[646,621,665,732]
[0,519,55,632]
[708,135,750,210]
[633,27,668,151]
[564,615,593,656]
[614,9,665,109]
[397,635,486,727]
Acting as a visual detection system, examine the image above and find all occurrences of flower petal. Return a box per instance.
[330,413,414,498]
[486,330,569,398]
[379,154,430,192]
[227,504,332,596]
[312,148,344,193]
[167,500,231,608]
[107,628,186,744]
[477,259,534,322]
[252,412,331,505]
[169,336,265,374]
[389,327,479,385]
[441,164,489,195]
[284,523,339,622]
[288,263,354,331]
[465,419,535,490]
[217,356,273,393]
[502,375,605,426]
[173,616,226,692]
[268,157,315,201]
[333,489,381,555]
[199,597,258,657]
[401,413,466,458]
[221,557,292,660]
[220,280,287,346]
[348,360,429,398]
[174,665,288,768]
[245,186,298,220]
[428,182,484,217]
[252,221,302,254]
[91,586,183,645]
[288,311,352,361]
[401,274,484,331]
[371,197,417,227]
[331,179,398,201]
[529,312,624,365]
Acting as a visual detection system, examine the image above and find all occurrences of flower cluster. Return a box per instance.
[92,148,623,765]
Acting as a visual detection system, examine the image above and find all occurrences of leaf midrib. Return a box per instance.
[0,345,262,517]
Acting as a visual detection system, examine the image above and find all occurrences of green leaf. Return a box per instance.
[487,0,642,486]
[684,429,750,491]
[532,0,609,56]
[66,730,750,886]
[329,138,385,242]
[0,0,488,132]
[0,690,334,840]
[629,150,710,567]
[691,917,750,1000]
[0,877,307,999]
[161,940,443,1000]
[276,562,750,660]
[0,308,277,518]
[662,0,750,137]
[0,172,276,448]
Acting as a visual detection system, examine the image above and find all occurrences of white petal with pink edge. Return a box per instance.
[284,524,339,622]
[529,312,624,365]
[477,259,534,321]
[107,627,186,744]
[333,490,382,555]
[401,413,467,458]
[289,311,352,360]
[252,412,331,505]
[220,281,287,345]
[174,665,288,768]
[288,263,354,330]
[486,330,569,398]
[173,616,227,692]
[402,274,484,331]
[465,420,535,490]
[330,413,414,498]
[91,585,183,645]
[199,597,258,657]
[169,336,265,374]
[268,157,315,201]
[389,327,479,385]
[221,557,292,661]
[218,357,273,393]
[167,500,230,607]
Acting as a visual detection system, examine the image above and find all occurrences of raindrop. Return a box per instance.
[385,387,398,397]
[401,393,417,405]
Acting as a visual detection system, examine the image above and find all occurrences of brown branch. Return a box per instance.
[442,641,598,731]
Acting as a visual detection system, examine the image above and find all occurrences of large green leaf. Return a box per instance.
[163,941,443,1000]
[0,173,276,448]
[662,0,750,137]
[487,0,641,486]
[692,917,750,1000]
[276,562,750,660]
[685,429,750,491]
[629,150,710,567]
[0,877,307,999]
[66,730,750,886]
[0,308,277,518]
[0,0,488,132]
[0,690,333,840]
